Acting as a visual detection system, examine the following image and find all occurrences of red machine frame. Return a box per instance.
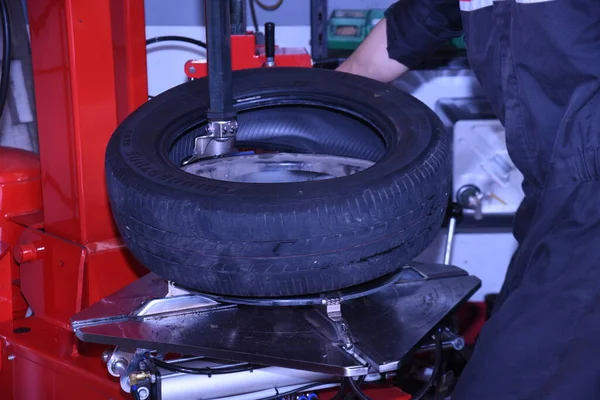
[0,1,419,398]
[184,34,312,79]
[0,1,148,398]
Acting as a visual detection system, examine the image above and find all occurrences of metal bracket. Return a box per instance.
[71,263,481,378]
[310,0,328,61]
[182,120,238,165]
[321,296,356,351]
[103,347,135,378]
[323,297,342,322]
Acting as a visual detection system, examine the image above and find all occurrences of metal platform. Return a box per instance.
[71,262,480,377]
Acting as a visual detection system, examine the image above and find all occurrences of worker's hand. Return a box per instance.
[335,18,409,83]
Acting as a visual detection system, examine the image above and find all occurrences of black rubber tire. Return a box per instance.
[105,67,450,298]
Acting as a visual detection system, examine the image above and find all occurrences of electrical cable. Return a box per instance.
[0,0,11,123]
[249,0,260,32]
[342,375,369,400]
[145,35,206,50]
[330,378,347,400]
[347,376,372,400]
[412,327,444,400]
[254,0,284,11]
[148,356,261,376]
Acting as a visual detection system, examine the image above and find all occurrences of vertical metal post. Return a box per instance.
[205,0,235,120]
[230,0,247,35]
[310,0,328,61]
[443,203,463,265]
[443,217,456,265]
[27,0,148,244]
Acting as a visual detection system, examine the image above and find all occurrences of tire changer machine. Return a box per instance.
[0,1,481,399]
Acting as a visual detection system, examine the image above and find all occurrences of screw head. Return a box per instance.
[452,337,466,351]
[189,66,196,74]
[137,387,150,400]
[111,358,129,376]
[101,348,112,363]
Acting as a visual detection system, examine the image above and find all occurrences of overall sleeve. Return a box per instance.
[384,0,462,68]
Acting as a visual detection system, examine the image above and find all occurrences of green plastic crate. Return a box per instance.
[327,8,467,53]
[327,9,368,50]
[366,9,385,34]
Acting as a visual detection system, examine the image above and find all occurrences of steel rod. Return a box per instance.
[443,217,457,265]
[205,0,235,120]
[229,0,247,35]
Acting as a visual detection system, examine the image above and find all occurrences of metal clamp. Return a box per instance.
[323,297,342,321]
[321,296,357,350]
[182,120,238,165]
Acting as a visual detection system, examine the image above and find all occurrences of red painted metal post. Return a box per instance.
[110,0,149,123]
[27,0,148,245]
[0,1,148,397]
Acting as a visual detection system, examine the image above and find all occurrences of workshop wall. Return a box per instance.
[145,0,397,95]
[144,0,397,26]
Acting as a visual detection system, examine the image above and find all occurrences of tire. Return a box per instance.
[105,67,450,298]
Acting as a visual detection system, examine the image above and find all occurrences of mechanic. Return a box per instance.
[337,1,600,399]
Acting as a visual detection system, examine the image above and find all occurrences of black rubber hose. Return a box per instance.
[412,328,444,400]
[0,0,11,122]
[148,356,261,375]
[347,377,372,400]
[249,0,260,32]
[330,378,347,400]
[254,0,284,11]
[146,35,206,49]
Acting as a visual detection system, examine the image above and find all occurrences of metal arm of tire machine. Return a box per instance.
[186,0,239,162]
[183,1,309,162]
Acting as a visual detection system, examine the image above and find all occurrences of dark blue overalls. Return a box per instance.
[387,1,600,398]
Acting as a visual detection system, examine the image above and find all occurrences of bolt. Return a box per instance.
[189,66,196,74]
[7,354,15,361]
[111,358,129,376]
[452,337,465,351]
[13,244,44,263]
[101,348,113,363]
[137,387,150,400]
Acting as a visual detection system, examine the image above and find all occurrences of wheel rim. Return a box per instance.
[180,152,375,183]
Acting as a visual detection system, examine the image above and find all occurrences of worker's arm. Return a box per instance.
[336,19,407,82]
[337,0,463,83]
